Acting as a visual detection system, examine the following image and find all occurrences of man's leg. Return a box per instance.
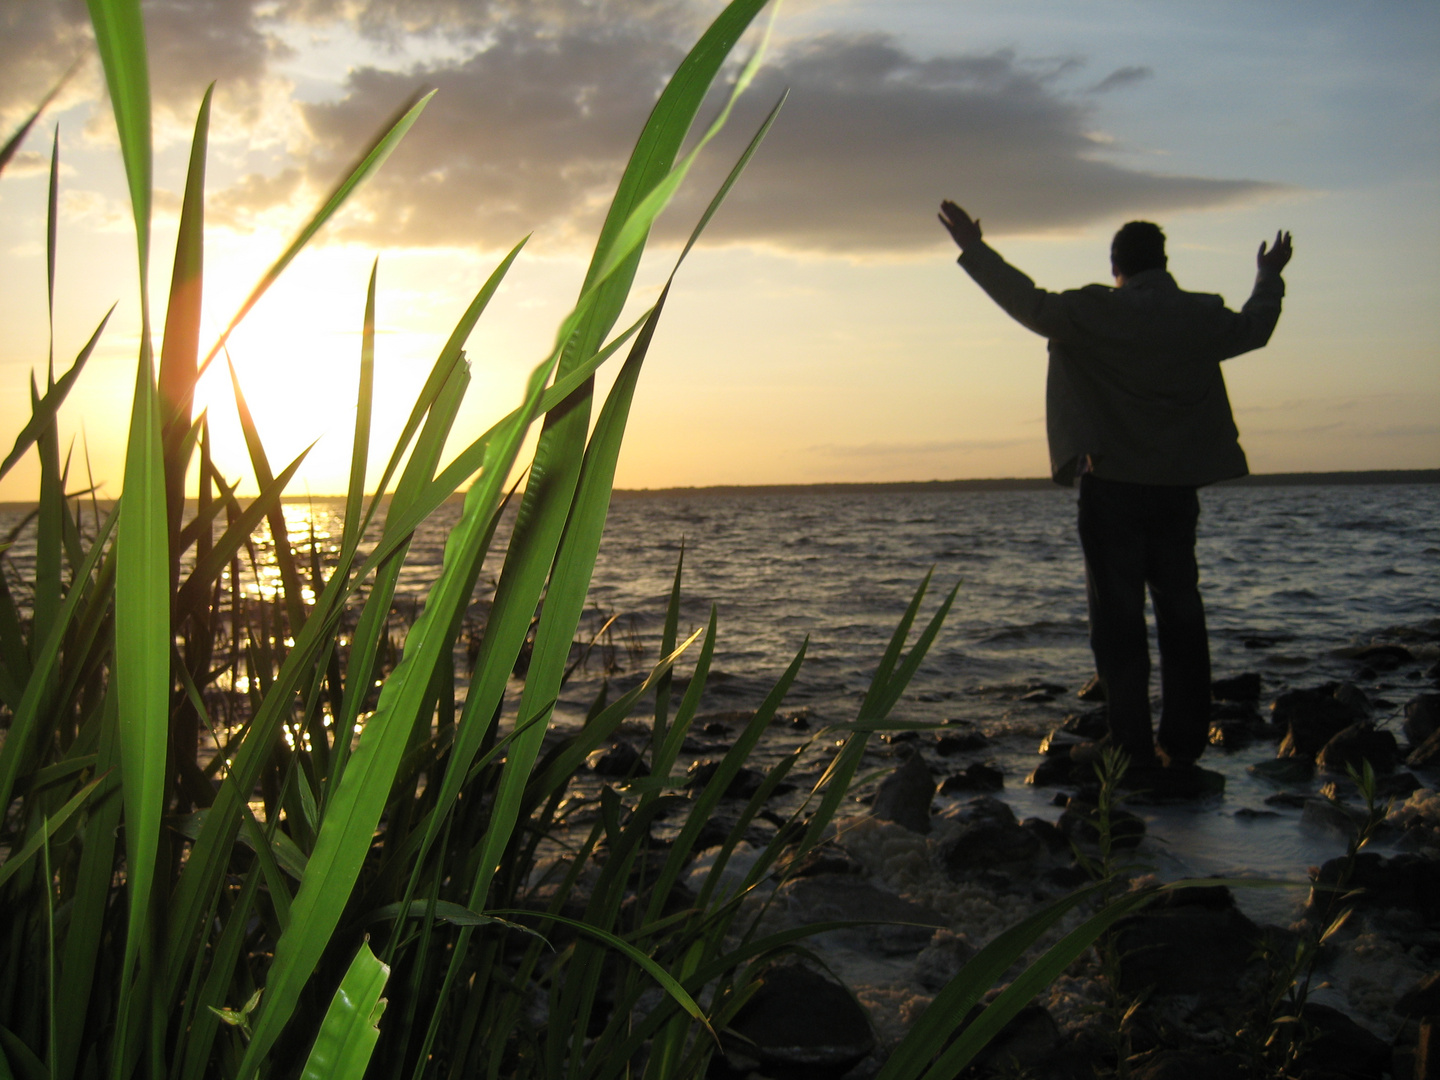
[1078,476,1157,765]
[1145,486,1210,765]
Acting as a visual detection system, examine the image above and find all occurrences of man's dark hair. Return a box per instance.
[1111,221,1167,277]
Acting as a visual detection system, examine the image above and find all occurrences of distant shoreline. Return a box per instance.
[610,468,1440,499]
[2,469,1434,511]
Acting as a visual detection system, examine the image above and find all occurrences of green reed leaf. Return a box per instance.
[159,84,211,535]
[0,775,101,889]
[0,307,112,484]
[0,59,79,177]
[297,943,389,1080]
[85,0,151,280]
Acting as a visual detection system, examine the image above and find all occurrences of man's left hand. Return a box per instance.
[939,200,983,253]
[1257,230,1293,274]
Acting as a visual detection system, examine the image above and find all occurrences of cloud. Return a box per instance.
[1,0,1290,256]
[1089,65,1153,94]
[289,27,1286,254]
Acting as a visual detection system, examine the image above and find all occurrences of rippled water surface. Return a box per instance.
[5,482,1436,920]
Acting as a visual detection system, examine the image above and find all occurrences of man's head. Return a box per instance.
[1110,221,1167,283]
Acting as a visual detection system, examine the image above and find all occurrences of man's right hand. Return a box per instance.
[1258,230,1293,274]
[939,200,983,253]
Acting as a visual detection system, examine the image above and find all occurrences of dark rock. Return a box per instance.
[1292,1002,1392,1080]
[785,712,810,730]
[1120,764,1225,803]
[1212,672,1262,702]
[586,743,648,777]
[1077,673,1105,701]
[1397,971,1440,1018]
[1307,851,1440,922]
[686,760,763,799]
[700,721,729,736]
[1264,791,1311,809]
[938,761,1004,794]
[1208,719,1255,749]
[1410,728,1440,769]
[1250,757,1316,784]
[911,929,976,991]
[694,709,754,729]
[1114,895,1262,997]
[871,753,934,834]
[1407,694,1440,747]
[1300,798,1370,840]
[882,730,920,746]
[1244,635,1282,649]
[1273,684,1369,760]
[1234,807,1280,819]
[721,961,874,1079]
[1020,816,1071,854]
[1212,699,1263,722]
[779,873,946,955]
[1061,707,1110,739]
[1027,756,1076,787]
[1058,798,1146,850]
[1019,688,1055,702]
[935,797,1041,878]
[1349,642,1415,670]
[934,731,989,755]
[785,845,866,879]
[1130,1050,1249,1080]
[1317,721,1399,774]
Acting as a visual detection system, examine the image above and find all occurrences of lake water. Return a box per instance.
[4,481,1437,921]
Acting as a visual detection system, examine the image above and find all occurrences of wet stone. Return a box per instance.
[1249,757,1316,785]
[1317,721,1400,774]
[1212,671,1262,702]
[1061,707,1110,739]
[779,873,947,955]
[1208,719,1254,750]
[1113,888,1261,998]
[1027,756,1077,787]
[720,961,875,1080]
[938,761,1004,794]
[871,752,934,834]
[935,796,1041,878]
[934,730,989,755]
[686,760,763,799]
[1408,728,1440,769]
[1273,683,1369,760]
[1405,693,1440,747]
[586,743,648,777]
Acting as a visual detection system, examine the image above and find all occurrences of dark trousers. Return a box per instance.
[1077,475,1211,765]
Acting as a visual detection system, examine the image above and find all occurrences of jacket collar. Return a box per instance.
[1120,268,1177,292]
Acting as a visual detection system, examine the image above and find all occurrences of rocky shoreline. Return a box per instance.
[683,643,1440,1079]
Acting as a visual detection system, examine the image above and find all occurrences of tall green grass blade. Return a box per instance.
[297,943,389,1080]
[475,286,671,918]
[0,507,115,817]
[198,91,434,378]
[85,0,151,283]
[227,358,308,632]
[236,354,503,1077]
[0,307,112,484]
[0,1027,44,1080]
[0,776,102,889]
[342,260,378,556]
[53,694,122,1080]
[159,84,212,534]
[0,60,79,176]
[46,127,58,379]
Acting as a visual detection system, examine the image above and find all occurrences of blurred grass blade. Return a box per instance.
[0,775,102,889]
[342,260,378,556]
[159,84,212,534]
[198,90,435,378]
[0,58,80,176]
[0,308,113,483]
[85,0,151,282]
[297,943,389,1080]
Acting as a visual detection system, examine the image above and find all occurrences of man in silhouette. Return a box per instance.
[938,203,1293,781]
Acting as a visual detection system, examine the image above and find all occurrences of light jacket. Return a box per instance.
[958,241,1285,487]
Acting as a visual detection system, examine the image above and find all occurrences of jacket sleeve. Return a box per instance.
[1215,269,1286,360]
[956,241,1094,341]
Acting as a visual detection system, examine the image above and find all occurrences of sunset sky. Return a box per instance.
[0,0,1436,500]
